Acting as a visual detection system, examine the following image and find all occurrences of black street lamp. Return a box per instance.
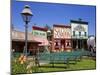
[21,5,33,56]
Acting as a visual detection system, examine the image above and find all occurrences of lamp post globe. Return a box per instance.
[21,5,33,56]
[21,5,33,23]
[47,30,51,34]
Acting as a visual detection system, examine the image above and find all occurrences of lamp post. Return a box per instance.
[81,36,84,50]
[21,5,33,56]
[47,30,51,41]
[75,35,78,49]
[47,30,51,52]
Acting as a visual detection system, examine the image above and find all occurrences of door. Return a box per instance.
[61,39,65,51]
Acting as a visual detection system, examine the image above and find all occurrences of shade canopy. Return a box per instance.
[33,36,49,46]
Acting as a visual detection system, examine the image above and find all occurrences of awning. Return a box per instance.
[33,36,49,46]
[12,30,41,44]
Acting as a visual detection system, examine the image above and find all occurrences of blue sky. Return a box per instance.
[11,0,96,36]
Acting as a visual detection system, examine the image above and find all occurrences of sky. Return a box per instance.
[11,0,96,36]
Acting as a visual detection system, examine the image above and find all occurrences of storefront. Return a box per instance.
[12,30,41,55]
[70,19,88,50]
[52,24,72,52]
[32,26,49,52]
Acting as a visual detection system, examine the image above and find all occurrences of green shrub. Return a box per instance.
[11,59,27,75]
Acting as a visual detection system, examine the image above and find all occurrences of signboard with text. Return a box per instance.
[32,30,47,38]
[54,27,71,39]
[71,23,88,39]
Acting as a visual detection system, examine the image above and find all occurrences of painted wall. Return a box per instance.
[53,26,72,51]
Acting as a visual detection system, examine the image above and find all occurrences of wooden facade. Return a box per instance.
[32,26,49,46]
[52,24,72,52]
[70,20,88,50]
[12,30,41,55]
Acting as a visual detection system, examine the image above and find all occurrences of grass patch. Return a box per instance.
[37,58,96,72]
[11,57,96,74]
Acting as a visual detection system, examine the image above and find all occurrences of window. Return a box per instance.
[67,42,69,46]
[34,32,38,35]
[54,40,60,48]
[73,31,75,36]
[84,32,87,36]
[56,42,58,46]
[65,40,71,48]
[79,32,81,36]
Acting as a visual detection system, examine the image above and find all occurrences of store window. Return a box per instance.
[67,42,70,46]
[54,40,60,48]
[65,40,71,48]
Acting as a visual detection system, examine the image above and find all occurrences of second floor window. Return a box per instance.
[84,32,87,36]
[73,31,75,36]
[79,32,81,36]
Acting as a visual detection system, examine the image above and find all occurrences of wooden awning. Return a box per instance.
[12,30,41,43]
[33,36,49,46]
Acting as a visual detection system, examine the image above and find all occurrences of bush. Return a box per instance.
[11,56,39,74]
[11,58,27,74]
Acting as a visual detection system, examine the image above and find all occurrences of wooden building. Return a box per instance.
[70,19,88,50]
[12,30,41,55]
[32,26,49,52]
[52,24,72,52]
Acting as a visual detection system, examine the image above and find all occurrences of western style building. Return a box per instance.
[12,30,41,55]
[70,19,88,50]
[52,24,72,52]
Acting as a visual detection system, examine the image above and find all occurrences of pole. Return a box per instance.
[25,20,28,56]
[77,39,78,49]
[77,36,78,49]
[82,39,84,49]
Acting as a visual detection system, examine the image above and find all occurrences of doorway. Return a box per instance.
[61,39,65,50]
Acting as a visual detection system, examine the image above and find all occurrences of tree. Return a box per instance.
[44,24,51,30]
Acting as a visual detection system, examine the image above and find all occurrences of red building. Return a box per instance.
[52,24,72,52]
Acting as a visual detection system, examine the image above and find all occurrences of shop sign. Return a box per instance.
[74,25,85,32]
[54,27,71,38]
[32,30,47,38]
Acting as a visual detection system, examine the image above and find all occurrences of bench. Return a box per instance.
[37,51,84,68]
[49,53,69,68]
[37,50,92,68]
